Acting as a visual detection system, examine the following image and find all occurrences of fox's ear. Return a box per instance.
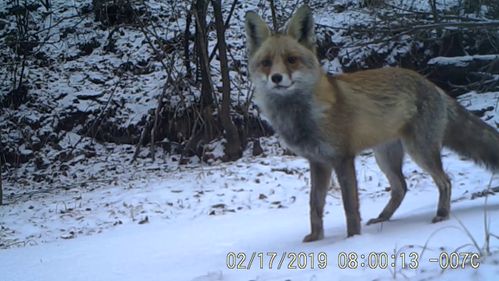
[285,5,316,52]
[245,11,271,57]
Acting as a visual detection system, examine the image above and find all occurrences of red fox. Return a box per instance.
[245,5,499,242]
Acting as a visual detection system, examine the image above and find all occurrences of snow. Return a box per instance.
[1,170,499,281]
[428,55,499,67]
[2,0,499,280]
[458,91,499,127]
[2,129,499,280]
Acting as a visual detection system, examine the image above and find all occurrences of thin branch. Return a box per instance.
[269,0,278,32]
[383,2,483,22]
[318,20,499,49]
[385,20,499,33]
[150,64,174,161]
[89,75,123,139]
[65,74,124,159]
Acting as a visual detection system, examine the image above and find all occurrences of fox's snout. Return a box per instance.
[271,73,282,84]
[268,71,293,89]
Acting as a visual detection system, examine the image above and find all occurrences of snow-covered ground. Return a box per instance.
[2,0,499,280]
[2,90,499,281]
[2,148,499,280]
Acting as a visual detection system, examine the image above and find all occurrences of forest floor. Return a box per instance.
[2,91,499,281]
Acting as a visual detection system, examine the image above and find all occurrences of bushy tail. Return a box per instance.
[443,97,499,172]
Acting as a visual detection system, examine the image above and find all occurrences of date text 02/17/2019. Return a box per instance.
[226,251,481,270]
[226,252,327,270]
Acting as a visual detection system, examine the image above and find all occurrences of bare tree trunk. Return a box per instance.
[0,159,3,205]
[186,0,218,157]
[428,0,442,38]
[429,0,439,23]
[150,82,168,161]
[464,0,482,14]
[131,116,150,163]
[184,5,193,78]
[211,0,243,161]
[194,0,214,109]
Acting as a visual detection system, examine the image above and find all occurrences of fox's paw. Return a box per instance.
[431,215,449,223]
[302,231,324,242]
[366,216,388,225]
[432,208,449,223]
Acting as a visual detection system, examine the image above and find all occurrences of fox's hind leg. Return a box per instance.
[367,140,407,225]
[402,137,451,223]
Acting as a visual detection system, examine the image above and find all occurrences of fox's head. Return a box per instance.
[245,5,321,95]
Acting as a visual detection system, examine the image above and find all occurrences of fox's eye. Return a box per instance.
[261,59,272,67]
[287,56,298,64]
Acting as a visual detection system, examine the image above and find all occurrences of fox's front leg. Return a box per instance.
[334,156,361,237]
[303,161,332,242]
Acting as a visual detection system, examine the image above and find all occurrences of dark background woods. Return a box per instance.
[1,0,499,198]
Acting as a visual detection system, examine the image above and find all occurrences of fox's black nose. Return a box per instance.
[271,73,283,84]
